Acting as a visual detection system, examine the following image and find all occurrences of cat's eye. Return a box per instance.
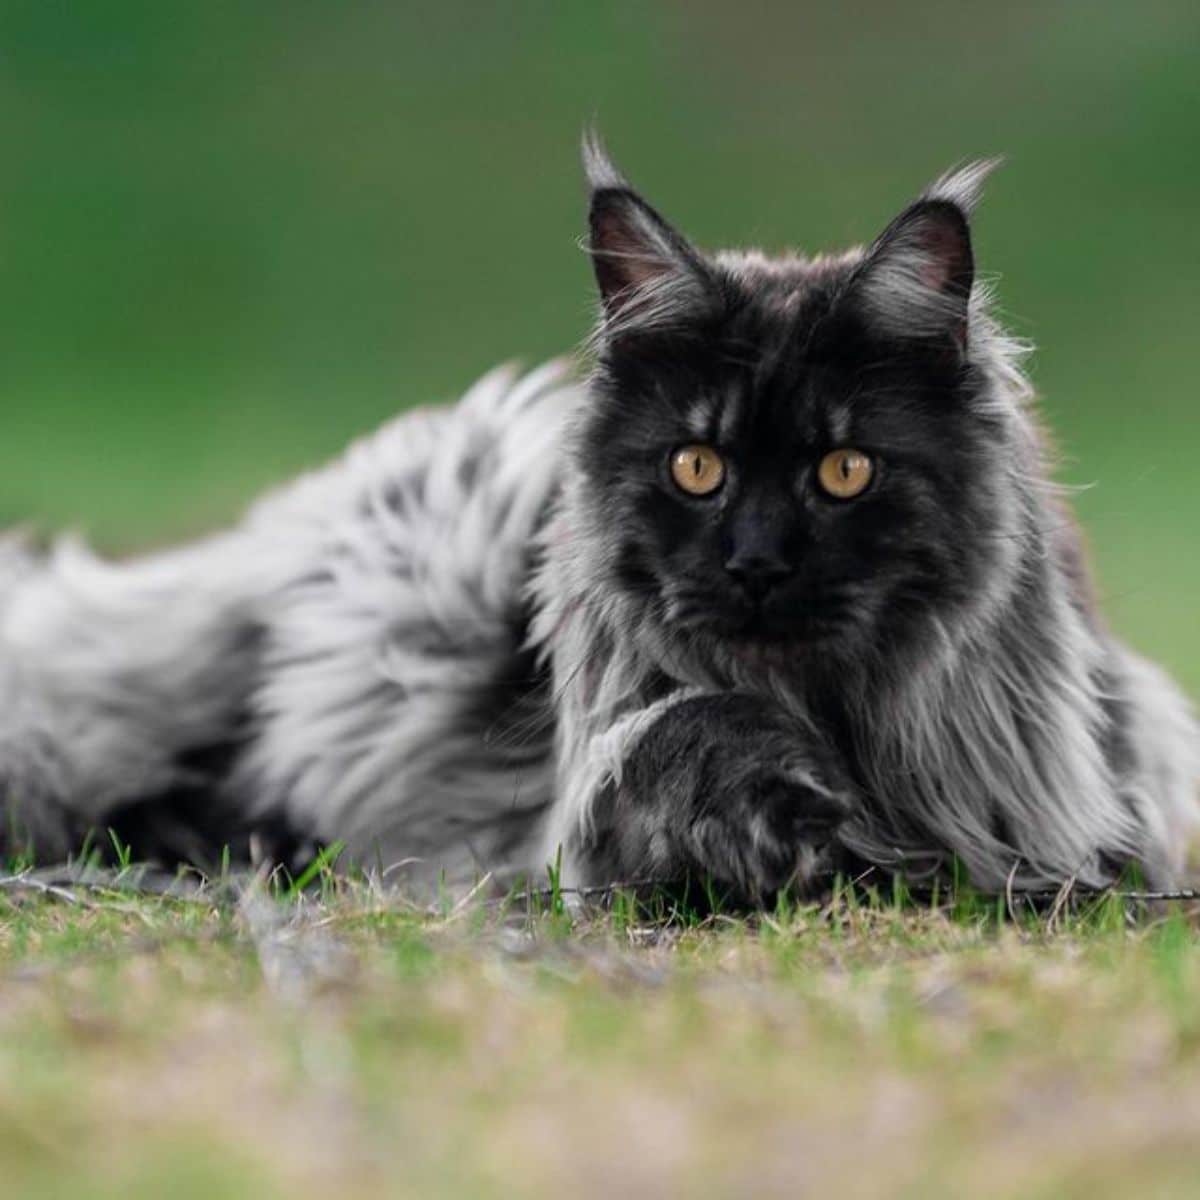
[817,449,874,500]
[670,444,726,496]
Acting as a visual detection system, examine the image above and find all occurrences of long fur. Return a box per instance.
[529,338,1200,889]
[534,150,1199,893]
[0,153,1195,897]
[0,362,576,887]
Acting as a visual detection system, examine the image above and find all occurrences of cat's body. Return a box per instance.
[1,144,1196,897]
[0,362,572,888]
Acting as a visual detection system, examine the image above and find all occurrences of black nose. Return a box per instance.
[724,553,793,601]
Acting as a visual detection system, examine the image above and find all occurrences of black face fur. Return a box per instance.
[579,144,1014,668]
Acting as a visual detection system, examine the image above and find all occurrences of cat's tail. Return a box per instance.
[0,524,265,863]
[0,361,579,880]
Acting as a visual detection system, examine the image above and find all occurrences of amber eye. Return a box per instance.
[670,445,726,496]
[817,449,874,500]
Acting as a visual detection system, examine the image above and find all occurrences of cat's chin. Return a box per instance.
[722,635,811,672]
[698,620,845,670]
[655,594,857,663]
[722,610,847,649]
[652,611,815,671]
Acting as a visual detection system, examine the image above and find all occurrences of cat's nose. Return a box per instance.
[723,552,793,600]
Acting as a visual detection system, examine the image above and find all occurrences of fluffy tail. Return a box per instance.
[0,528,263,861]
[0,362,577,882]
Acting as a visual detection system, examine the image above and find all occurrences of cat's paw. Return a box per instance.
[604,692,856,900]
[685,748,851,899]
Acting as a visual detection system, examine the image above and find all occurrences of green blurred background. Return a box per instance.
[0,1,1196,693]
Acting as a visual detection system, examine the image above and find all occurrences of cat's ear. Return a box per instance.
[583,131,716,337]
[848,160,1000,352]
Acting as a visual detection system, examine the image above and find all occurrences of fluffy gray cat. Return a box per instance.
[1,139,1195,899]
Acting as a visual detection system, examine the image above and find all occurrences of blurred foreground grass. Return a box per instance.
[3,879,1200,1199]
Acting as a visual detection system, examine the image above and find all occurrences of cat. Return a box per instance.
[0,135,1195,900]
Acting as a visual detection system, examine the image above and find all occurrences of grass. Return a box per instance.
[2,872,1200,1198]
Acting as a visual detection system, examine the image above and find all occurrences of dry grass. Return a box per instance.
[1,876,1199,1199]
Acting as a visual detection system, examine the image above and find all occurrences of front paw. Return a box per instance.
[599,692,855,900]
[685,750,851,898]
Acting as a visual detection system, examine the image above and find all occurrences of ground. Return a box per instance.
[1,869,1199,1199]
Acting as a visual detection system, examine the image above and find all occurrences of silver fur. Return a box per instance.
[0,168,1196,895]
[0,362,574,887]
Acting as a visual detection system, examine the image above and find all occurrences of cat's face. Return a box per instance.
[578,141,1014,667]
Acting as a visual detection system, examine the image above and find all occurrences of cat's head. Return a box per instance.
[573,134,1029,675]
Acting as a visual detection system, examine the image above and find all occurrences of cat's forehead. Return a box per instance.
[690,249,870,439]
[623,244,938,450]
[682,351,859,452]
[712,247,865,310]
[676,253,926,453]
[709,246,871,375]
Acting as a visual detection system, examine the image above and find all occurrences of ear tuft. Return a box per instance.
[920,156,1004,215]
[848,161,1002,351]
[581,127,627,192]
[582,130,714,336]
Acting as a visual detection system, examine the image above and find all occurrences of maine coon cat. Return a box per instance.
[0,138,1195,898]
